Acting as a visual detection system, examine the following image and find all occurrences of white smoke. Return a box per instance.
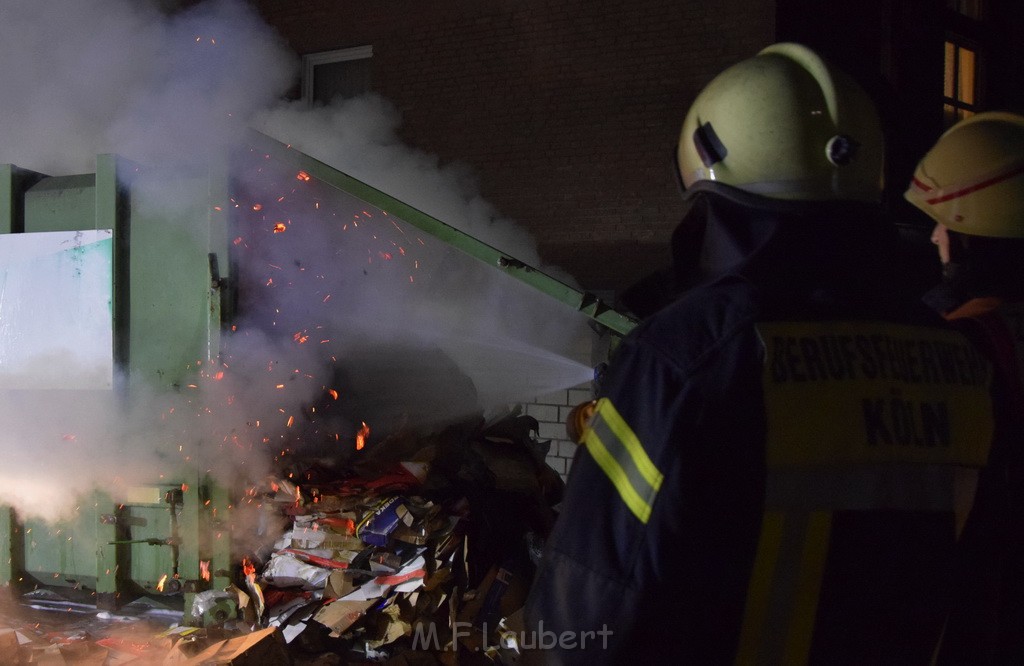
[0,0,595,522]
[0,0,296,175]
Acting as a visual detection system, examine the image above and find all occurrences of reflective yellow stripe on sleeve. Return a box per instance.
[736,510,833,666]
[583,398,664,524]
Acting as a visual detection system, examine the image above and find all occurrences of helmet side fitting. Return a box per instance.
[905,111,1024,238]
[677,42,884,202]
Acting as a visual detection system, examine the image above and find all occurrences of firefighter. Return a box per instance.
[905,111,1024,662]
[522,43,995,663]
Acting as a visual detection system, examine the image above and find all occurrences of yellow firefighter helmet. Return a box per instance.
[676,42,884,202]
[905,111,1024,238]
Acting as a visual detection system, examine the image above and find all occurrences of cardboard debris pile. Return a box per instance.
[0,613,291,666]
[229,410,565,664]
[0,410,564,665]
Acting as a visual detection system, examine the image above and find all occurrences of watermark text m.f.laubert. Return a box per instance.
[412,621,613,651]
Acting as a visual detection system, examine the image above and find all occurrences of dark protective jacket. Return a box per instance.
[522,182,995,664]
[935,297,1024,664]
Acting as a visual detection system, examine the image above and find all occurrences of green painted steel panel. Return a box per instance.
[1,164,47,234]
[23,506,102,591]
[24,174,98,233]
[127,173,222,387]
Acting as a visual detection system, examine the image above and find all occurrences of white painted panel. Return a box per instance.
[0,230,114,389]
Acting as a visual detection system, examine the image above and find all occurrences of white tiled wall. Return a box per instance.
[527,383,595,482]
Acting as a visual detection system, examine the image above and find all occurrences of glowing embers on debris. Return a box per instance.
[355,421,370,451]
[242,556,266,622]
[206,410,563,662]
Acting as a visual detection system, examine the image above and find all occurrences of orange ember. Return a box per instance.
[327,389,338,400]
[273,223,287,233]
[356,421,370,451]
[296,171,311,182]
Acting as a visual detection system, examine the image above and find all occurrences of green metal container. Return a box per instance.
[0,135,636,616]
[0,156,232,611]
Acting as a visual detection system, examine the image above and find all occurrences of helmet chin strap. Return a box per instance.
[941,260,968,284]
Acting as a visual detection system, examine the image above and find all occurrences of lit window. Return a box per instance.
[943,40,977,127]
[301,46,373,107]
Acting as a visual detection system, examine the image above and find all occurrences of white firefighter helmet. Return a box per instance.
[905,111,1024,238]
[677,42,884,202]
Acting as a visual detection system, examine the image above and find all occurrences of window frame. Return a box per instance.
[943,36,981,126]
[301,45,374,107]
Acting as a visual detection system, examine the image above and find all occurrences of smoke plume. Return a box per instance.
[0,0,594,522]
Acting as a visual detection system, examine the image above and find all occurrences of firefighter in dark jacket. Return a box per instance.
[523,43,995,664]
[905,111,1024,663]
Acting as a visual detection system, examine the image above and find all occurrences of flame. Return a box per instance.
[156,574,168,592]
[356,422,370,451]
[242,557,256,578]
[200,560,211,582]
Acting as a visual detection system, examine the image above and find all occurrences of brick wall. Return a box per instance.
[250,0,771,485]
[252,0,775,292]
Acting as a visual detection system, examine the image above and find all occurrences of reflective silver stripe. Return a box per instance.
[765,465,969,511]
[736,511,833,665]
[585,398,663,523]
[759,511,815,663]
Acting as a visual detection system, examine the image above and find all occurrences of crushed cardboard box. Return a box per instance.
[162,627,288,665]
